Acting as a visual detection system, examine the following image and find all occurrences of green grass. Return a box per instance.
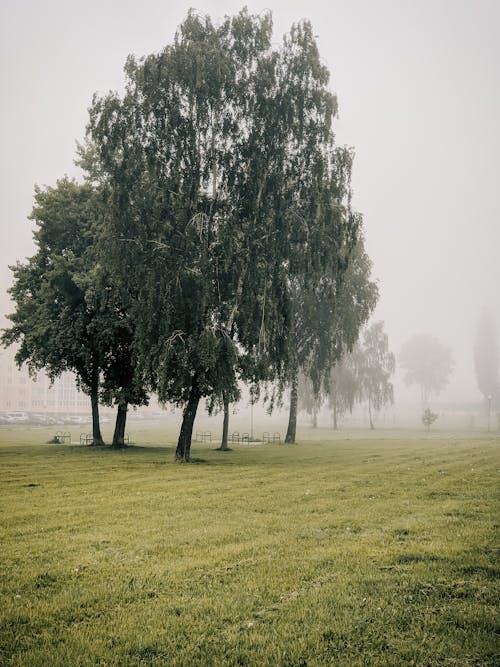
[0,426,498,666]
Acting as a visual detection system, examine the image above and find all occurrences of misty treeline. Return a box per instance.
[299,321,395,431]
[2,9,388,458]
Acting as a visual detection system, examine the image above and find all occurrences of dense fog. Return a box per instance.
[1,0,499,411]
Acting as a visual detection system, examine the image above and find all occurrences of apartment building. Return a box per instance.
[0,347,88,414]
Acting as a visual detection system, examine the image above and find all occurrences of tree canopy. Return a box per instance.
[326,320,394,430]
[2,9,375,458]
[328,355,358,429]
[87,9,360,459]
[2,178,147,445]
[355,321,395,429]
[284,235,378,442]
[399,334,454,407]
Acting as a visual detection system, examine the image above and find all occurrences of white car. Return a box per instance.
[6,411,29,423]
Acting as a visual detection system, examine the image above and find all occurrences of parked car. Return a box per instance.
[67,415,91,425]
[5,411,30,423]
[27,412,58,425]
[27,412,49,425]
[0,413,15,425]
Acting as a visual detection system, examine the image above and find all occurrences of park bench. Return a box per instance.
[229,432,251,444]
[53,430,71,444]
[195,431,212,443]
[262,432,281,444]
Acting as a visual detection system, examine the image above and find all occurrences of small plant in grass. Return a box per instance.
[422,407,438,431]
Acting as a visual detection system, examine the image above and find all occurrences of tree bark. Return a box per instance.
[90,387,105,446]
[219,394,230,451]
[285,369,298,444]
[312,407,318,429]
[333,400,338,430]
[368,395,374,430]
[175,378,201,462]
[112,402,128,447]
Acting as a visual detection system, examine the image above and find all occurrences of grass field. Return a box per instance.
[0,425,498,666]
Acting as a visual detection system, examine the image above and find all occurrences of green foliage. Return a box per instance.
[88,10,281,409]
[399,334,454,406]
[289,236,377,438]
[422,407,439,430]
[1,178,148,445]
[2,178,100,387]
[86,9,364,457]
[307,237,378,391]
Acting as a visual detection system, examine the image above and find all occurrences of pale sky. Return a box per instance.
[1,0,499,404]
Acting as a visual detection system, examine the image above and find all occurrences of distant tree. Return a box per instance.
[422,407,438,431]
[298,372,322,428]
[474,308,499,410]
[399,334,454,407]
[356,321,395,429]
[328,354,358,430]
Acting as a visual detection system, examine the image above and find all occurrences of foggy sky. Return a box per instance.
[1,0,499,404]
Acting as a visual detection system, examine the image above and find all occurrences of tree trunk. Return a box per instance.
[285,369,298,444]
[333,400,338,430]
[219,395,230,451]
[312,407,318,429]
[90,386,105,446]
[368,395,374,430]
[175,378,200,462]
[112,402,128,447]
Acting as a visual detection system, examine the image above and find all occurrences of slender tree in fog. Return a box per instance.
[298,372,322,428]
[328,355,358,430]
[89,9,360,460]
[474,308,499,410]
[327,321,393,430]
[356,321,395,429]
[399,334,454,407]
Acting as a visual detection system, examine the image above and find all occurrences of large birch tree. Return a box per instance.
[88,9,360,461]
